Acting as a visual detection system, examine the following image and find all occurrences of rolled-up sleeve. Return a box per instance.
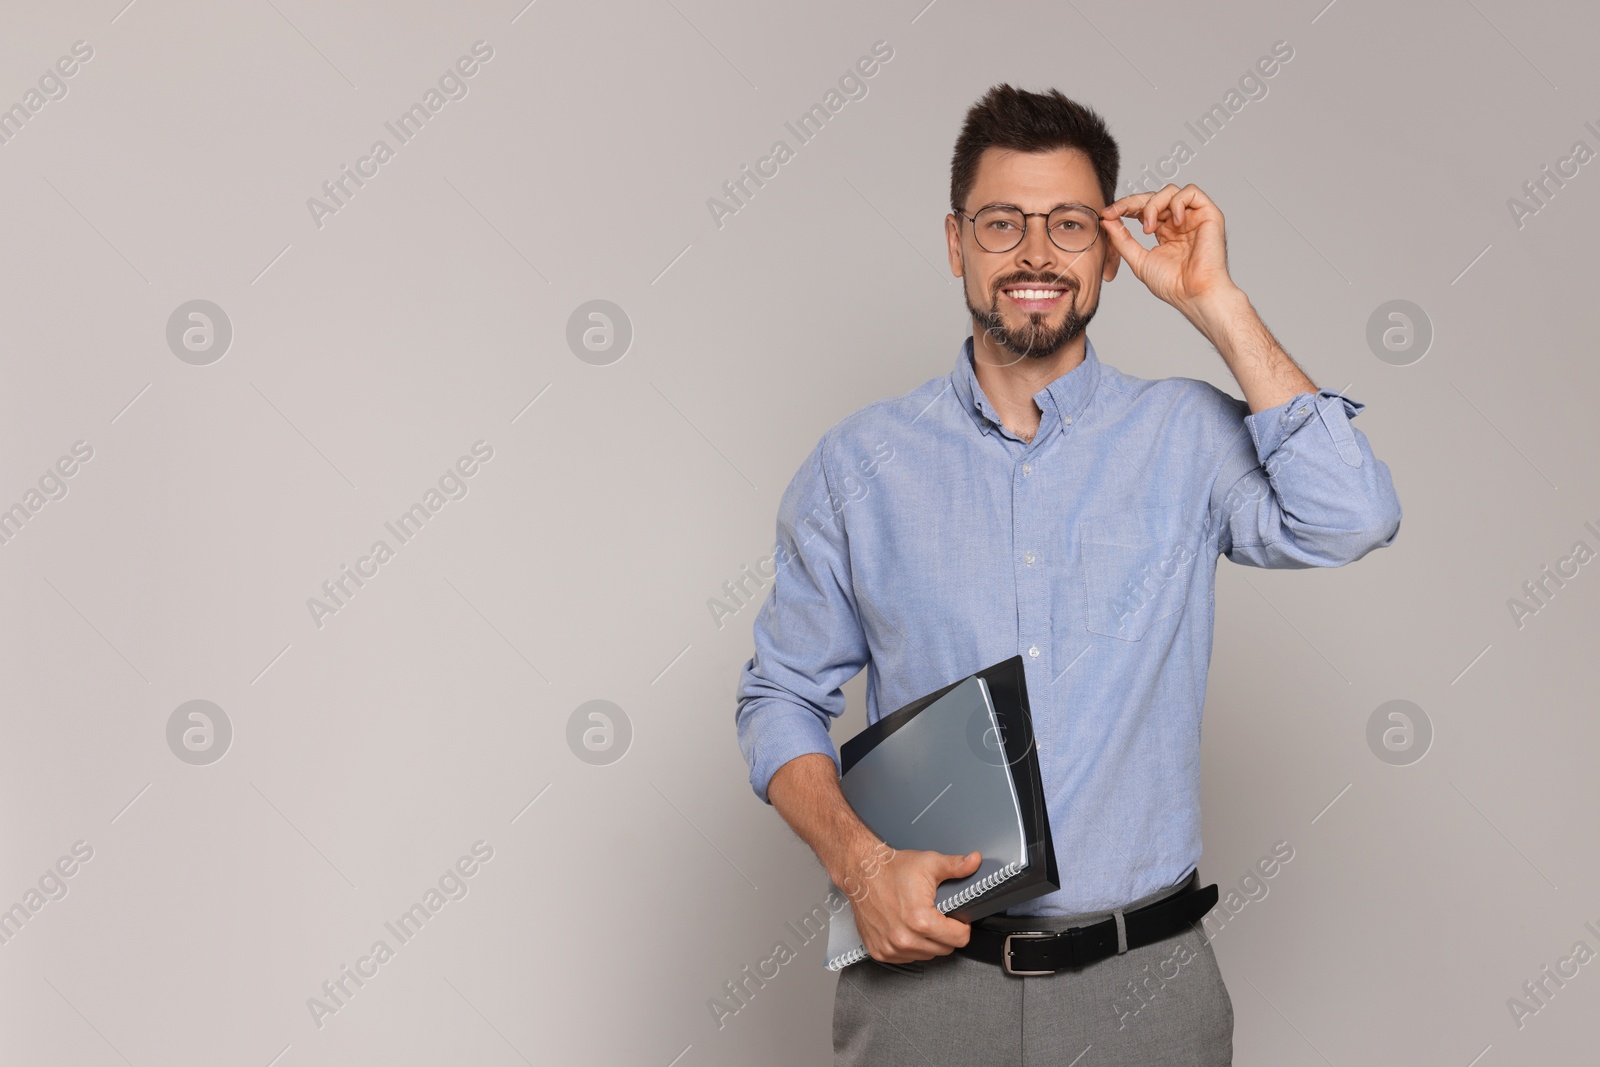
[735,436,870,804]
[1206,387,1402,568]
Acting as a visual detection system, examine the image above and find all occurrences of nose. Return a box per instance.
[1015,216,1057,273]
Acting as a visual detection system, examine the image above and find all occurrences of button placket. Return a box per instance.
[1015,449,1049,672]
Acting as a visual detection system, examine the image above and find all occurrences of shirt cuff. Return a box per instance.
[1245,388,1365,463]
[743,701,841,805]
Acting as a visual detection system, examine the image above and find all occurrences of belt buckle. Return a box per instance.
[1002,931,1058,976]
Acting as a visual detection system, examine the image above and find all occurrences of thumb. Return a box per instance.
[943,850,982,873]
[1099,215,1144,272]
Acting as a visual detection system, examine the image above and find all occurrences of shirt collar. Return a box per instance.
[950,333,1103,438]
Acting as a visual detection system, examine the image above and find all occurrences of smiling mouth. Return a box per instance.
[1001,286,1070,311]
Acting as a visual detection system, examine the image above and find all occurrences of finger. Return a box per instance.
[1110,187,1174,233]
[939,850,981,874]
[1141,183,1181,233]
[1171,185,1218,231]
[1178,183,1216,210]
[1100,190,1156,220]
[1170,184,1195,228]
[883,927,953,959]
[910,900,969,932]
[1099,215,1146,271]
[924,912,974,949]
[873,932,952,963]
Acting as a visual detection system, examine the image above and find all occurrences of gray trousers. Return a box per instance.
[832,870,1233,1066]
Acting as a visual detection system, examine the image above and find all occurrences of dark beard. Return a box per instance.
[966,279,1097,361]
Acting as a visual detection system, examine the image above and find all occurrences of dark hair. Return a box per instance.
[950,85,1120,214]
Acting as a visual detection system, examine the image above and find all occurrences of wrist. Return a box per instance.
[825,834,893,890]
[1185,282,1252,342]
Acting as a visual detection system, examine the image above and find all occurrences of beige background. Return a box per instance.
[1,0,1596,1064]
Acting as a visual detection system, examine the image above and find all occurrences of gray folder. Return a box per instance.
[823,675,1030,971]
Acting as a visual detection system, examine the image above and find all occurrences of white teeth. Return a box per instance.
[1008,289,1064,300]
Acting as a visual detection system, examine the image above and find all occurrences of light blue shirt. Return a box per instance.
[734,334,1402,916]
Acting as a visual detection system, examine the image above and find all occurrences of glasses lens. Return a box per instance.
[970,206,1101,253]
[1047,206,1100,253]
[972,207,1025,252]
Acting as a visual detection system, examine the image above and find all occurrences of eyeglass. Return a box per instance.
[955,204,1102,254]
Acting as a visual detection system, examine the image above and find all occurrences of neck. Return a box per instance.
[970,329,1087,440]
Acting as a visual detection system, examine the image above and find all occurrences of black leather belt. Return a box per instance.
[956,870,1218,976]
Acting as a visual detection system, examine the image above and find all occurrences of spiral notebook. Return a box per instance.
[824,657,1058,971]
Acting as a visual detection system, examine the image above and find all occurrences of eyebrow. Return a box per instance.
[974,200,1098,213]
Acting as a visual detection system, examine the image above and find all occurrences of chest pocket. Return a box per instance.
[1079,503,1197,641]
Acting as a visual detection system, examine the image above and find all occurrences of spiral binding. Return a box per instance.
[825,860,1023,971]
[939,860,1021,912]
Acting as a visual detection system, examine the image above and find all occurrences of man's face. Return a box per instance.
[945,146,1120,364]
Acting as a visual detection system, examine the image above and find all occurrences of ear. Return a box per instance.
[1100,236,1121,283]
[945,214,964,278]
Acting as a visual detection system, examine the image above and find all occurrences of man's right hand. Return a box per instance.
[764,754,983,965]
[840,847,982,964]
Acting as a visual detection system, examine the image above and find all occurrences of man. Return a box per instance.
[733,84,1401,1065]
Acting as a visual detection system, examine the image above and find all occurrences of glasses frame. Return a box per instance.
[955,204,1103,255]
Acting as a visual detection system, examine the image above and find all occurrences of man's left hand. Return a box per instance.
[1099,183,1240,322]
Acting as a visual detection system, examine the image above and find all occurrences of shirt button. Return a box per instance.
[1024,552,1035,565]
[1022,462,1032,475]
[1063,414,1073,425]
[1028,646,1039,658]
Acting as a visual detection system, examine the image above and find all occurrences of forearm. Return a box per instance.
[767,752,882,886]
[1188,285,1317,415]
